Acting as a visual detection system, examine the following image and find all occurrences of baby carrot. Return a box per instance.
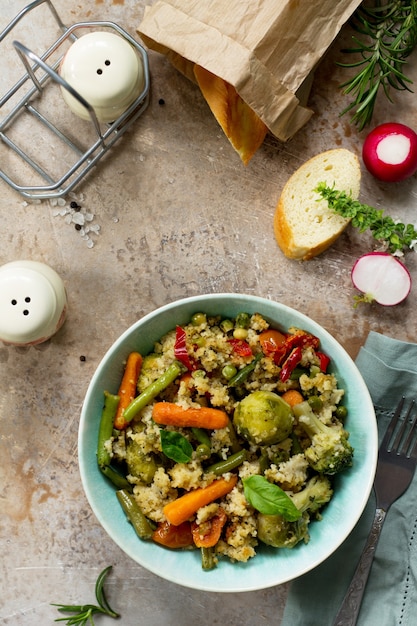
[114,352,143,430]
[123,361,187,424]
[281,389,304,407]
[152,402,228,430]
[163,475,237,526]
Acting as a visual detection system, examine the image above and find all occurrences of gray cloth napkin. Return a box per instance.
[281,331,417,626]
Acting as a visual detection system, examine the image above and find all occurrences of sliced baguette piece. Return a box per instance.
[274,149,361,260]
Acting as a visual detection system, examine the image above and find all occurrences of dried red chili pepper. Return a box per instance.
[174,325,196,370]
[228,338,253,357]
[316,351,330,372]
[284,330,320,352]
[279,346,302,382]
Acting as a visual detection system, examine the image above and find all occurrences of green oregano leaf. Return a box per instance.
[160,429,193,463]
[243,475,301,521]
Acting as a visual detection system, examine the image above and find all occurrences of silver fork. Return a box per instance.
[333,397,417,626]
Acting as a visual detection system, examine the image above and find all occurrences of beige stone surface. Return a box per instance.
[1,1,416,624]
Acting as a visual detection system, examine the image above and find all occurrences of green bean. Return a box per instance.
[191,427,211,448]
[97,390,120,469]
[201,546,216,570]
[205,449,247,476]
[259,450,270,474]
[290,366,307,380]
[100,464,131,489]
[226,418,241,454]
[195,443,211,460]
[227,352,262,387]
[116,489,154,540]
[123,360,187,423]
[191,369,206,378]
[235,312,250,328]
[290,431,303,455]
[220,319,234,333]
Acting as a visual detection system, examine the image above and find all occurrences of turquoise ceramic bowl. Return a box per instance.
[78,294,377,592]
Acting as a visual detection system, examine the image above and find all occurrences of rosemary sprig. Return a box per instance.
[339,1,417,129]
[316,183,417,254]
[51,566,120,625]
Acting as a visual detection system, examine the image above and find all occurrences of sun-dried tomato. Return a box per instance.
[228,338,253,357]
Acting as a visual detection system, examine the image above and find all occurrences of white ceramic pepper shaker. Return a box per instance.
[0,260,67,346]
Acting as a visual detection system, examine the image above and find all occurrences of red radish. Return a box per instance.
[362,122,417,182]
[351,252,412,306]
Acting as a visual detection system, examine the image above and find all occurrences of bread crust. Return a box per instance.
[274,149,361,261]
[194,65,268,165]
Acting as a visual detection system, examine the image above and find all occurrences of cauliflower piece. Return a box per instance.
[264,453,309,491]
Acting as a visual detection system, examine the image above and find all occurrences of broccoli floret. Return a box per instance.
[293,401,353,475]
[257,475,333,548]
[289,474,333,514]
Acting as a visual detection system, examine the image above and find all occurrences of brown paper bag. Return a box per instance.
[138,0,362,152]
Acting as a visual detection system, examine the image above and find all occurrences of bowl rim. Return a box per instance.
[78,293,378,592]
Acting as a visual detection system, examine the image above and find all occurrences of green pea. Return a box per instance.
[191,312,207,326]
[222,364,238,380]
[335,405,348,421]
[308,395,323,411]
[193,336,206,348]
[233,328,248,340]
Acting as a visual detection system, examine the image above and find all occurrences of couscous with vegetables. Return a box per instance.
[97,311,353,569]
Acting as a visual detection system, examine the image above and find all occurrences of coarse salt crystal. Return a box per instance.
[72,212,85,226]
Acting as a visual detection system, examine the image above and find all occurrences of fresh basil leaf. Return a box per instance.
[243,475,301,521]
[160,429,193,463]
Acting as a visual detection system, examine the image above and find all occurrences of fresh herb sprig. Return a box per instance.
[316,183,417,254]
[339,1,417,129]
[51,566,119,625]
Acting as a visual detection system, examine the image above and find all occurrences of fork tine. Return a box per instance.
[391,400,415,454]
[380,396,404,451]
[402,402,417,459]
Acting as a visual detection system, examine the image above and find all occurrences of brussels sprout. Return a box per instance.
[126,438,158,484]
[257,513,309,548]
[233,390,293,446]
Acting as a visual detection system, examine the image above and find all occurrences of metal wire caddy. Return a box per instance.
[0,0,150,200]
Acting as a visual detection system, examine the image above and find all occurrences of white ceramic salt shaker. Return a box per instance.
[60,31,145,122]
[0,260,67,346]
